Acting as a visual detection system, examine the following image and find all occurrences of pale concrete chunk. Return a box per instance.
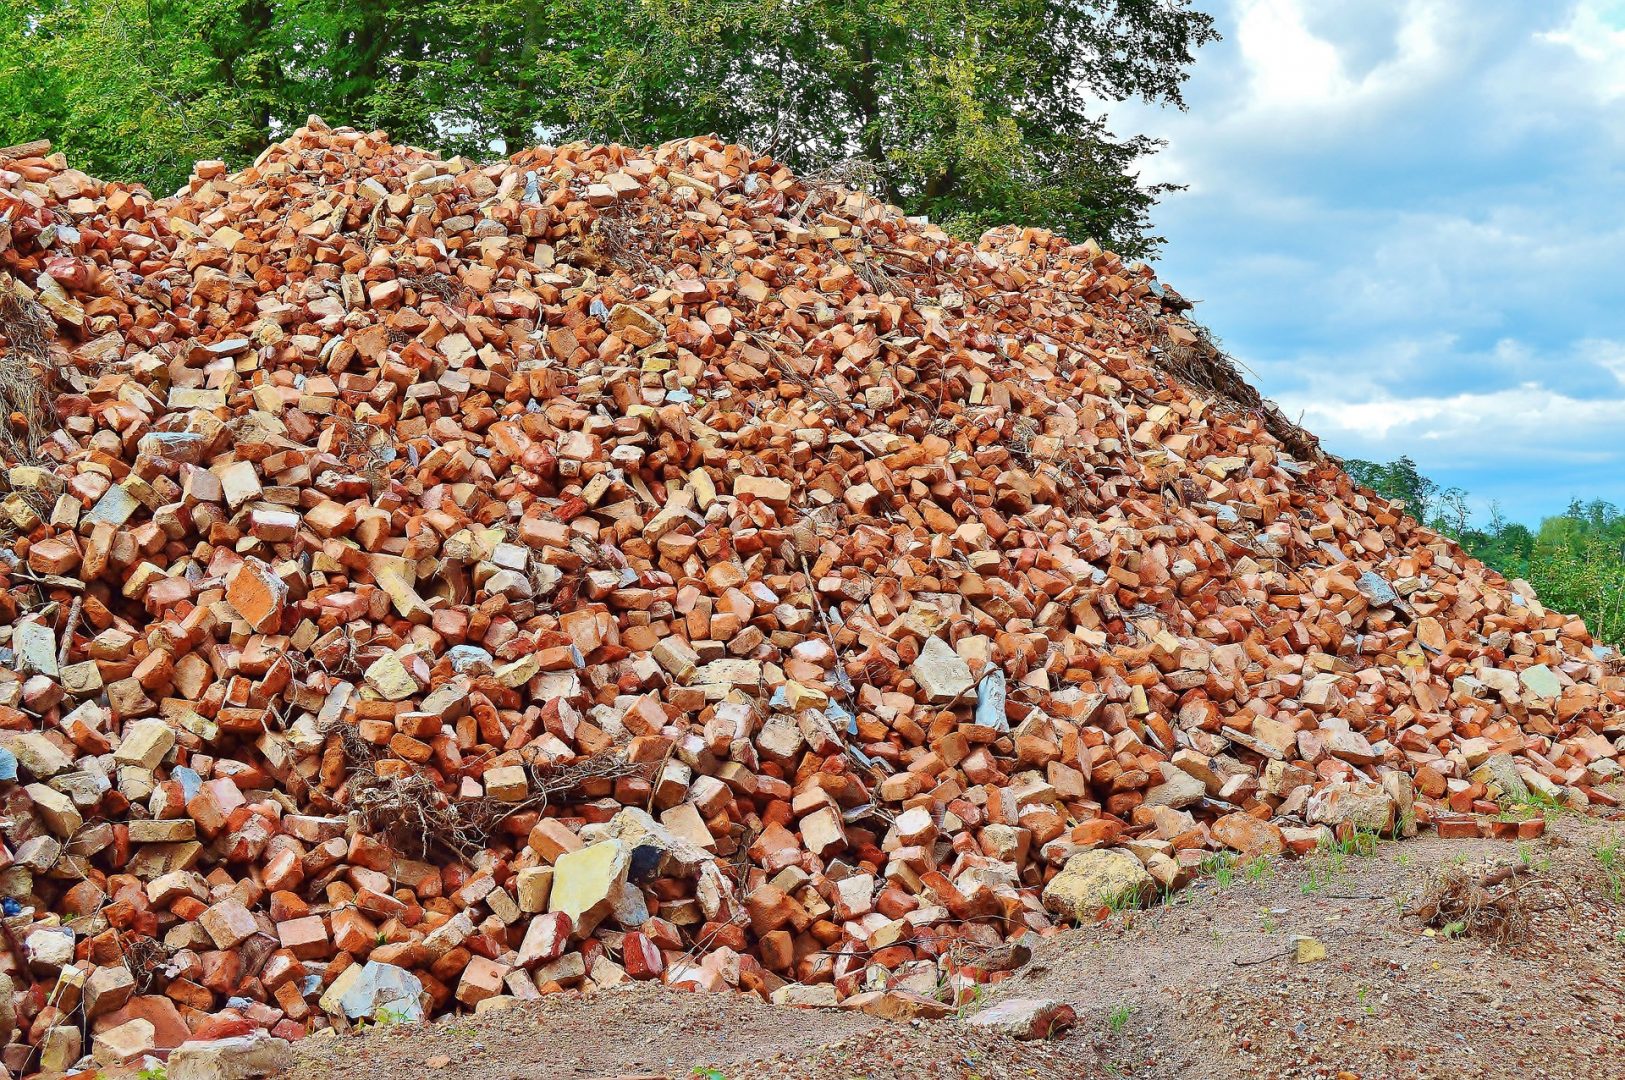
[733,474,792,503]
[168,1031,291,1080]
[1305,781,1395,833]
[364,651,419,700]
[1143,764,1206,809]
[114,719,176,770]
[516,867,554,913]
[1041,850,1153,920]
[199,898,258,949]
[967,998,1077,1041]
[910,636,973,703]
[216,460,263,509]
[548,839,630,936]
[93,1018,156,1066]
[1520,664,1562,700]
[14,620,58,678]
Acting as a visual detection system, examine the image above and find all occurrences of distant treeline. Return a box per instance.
[1346,456,1625,645]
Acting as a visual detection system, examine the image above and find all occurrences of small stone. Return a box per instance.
[967,998,1077,1040]
[168,1032,291,1080]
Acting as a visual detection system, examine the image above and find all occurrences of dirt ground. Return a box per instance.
[285,807,1625,1080]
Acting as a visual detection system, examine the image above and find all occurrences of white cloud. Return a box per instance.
[1590,338,1625,385]
[1111,1,1625,521]
[1539,0,1625,102]
[1280,382,1625,467]
[1231,0,1452,116]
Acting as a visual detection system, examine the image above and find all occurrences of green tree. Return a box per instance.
[0,0,277,193]
[1,0,1218,254]
[557,0,1218,251]
[1345,455,1439,523]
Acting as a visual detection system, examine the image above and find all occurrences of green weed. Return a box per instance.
[1503,787,1570,820]
[1107,1002,1135,1034]
[954,984,984,1020]
[1199,853,1236,888]
[1596,834,1624,902]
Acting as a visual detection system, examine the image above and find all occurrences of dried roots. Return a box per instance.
[331,717,645,861]
[1131,307,1322,463]
[0,283,57,458]
[1407,863,1566,945]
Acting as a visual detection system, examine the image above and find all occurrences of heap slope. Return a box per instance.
[0,120,1619,1063]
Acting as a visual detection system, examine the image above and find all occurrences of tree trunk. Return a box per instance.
[849,27,896,202]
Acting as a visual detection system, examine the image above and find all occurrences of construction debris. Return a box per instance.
[0,117,1620,1069]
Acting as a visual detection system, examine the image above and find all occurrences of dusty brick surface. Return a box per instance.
[0,119,1617,1060]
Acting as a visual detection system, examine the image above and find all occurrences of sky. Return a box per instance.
[1111,0,1625,525]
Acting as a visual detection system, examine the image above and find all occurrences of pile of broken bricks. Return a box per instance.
[0,118,1619,1074]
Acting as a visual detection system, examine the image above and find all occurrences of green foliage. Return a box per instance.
[1349,458,1625,645]
[1597,834,1623,903]
[0,0,276,193]
[1106,1002,1134,1034]
[1344,456,1439,523]
[1198,852,1235,887]
[0,0,1216,253]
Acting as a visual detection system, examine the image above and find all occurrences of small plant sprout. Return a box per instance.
[1597,833,1624,902]
[1107,1002,1135,1034]
[1200,853,1236,888]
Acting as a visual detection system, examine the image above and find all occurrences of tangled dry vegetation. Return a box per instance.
[0,280,56,460]
[1407,862,1568,945]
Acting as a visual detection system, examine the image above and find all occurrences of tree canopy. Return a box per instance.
[0,0,1217,253]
